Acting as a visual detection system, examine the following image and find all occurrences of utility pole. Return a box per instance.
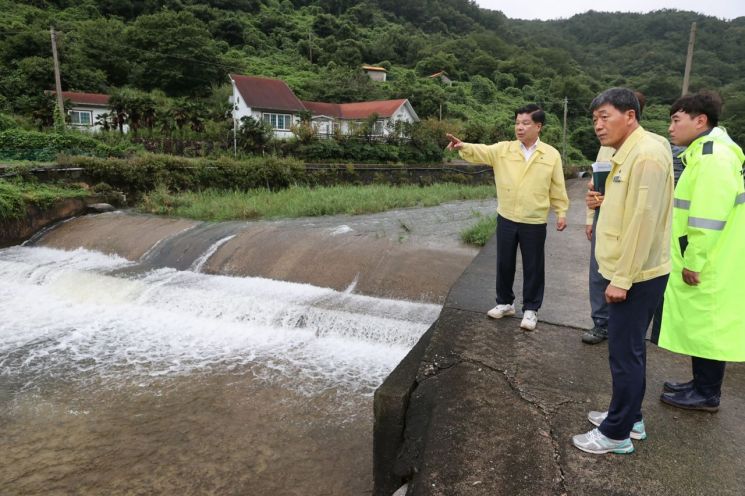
[308,28,313,64]
[681,22,697,96]
[50,26,65,125]
[562,97,568,166]
[233,103,238,158]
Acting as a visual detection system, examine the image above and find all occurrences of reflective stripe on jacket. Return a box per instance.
[459,140,568,224]
[659,127,745,361]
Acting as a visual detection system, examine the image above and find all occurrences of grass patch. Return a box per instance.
[460,213,497,246]
[137,183,496,222]
[0,179,88,220]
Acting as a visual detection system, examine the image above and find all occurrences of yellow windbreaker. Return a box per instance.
[595,126,673,290]
[459,140,569,224]
[586,133,670,225]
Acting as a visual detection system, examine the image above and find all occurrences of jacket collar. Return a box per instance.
[509,139,549,157]
[611,125,645,166]
[683,126,745,164]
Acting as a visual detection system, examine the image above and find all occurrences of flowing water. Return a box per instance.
[0,243,441,495]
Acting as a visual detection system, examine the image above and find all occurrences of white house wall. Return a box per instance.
[69,105,122,133]
[230,85,300,140]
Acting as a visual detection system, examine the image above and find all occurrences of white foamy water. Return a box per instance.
[0,246,439,395]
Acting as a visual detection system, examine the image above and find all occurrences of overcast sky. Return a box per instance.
[474,0,745,21]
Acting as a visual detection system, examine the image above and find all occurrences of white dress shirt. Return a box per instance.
[520,138,540,162]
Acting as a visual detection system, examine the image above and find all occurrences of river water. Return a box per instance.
[0,244,441,495]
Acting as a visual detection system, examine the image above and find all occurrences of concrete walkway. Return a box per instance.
[374,178,745,496]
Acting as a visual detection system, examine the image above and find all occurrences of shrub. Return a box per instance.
[0,129,132,161]
[58,153,307,195]
[0,179,88,220]
[0,114,17,132]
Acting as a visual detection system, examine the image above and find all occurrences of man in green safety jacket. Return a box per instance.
[658,91,745,412]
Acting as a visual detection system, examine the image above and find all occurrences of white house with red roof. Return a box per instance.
[53,91,119,132]
[301,99,418,137]
[229,74,306,139]
[229,73,419,139]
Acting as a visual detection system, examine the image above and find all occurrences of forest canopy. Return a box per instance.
[1,0,743,160]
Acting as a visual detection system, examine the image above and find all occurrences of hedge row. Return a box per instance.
[58,154,307,195]
[289,139,443,164]
[0,129,133,161]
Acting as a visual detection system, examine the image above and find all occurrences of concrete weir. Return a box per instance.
[33,207,486,303]
[374,223,745,493]
[2,201,498,495]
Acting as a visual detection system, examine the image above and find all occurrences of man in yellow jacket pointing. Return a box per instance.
[446,104,569,331]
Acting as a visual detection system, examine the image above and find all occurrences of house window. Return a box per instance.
[263,113,292,131]
[374,120,385,135]
[70,110,92,126]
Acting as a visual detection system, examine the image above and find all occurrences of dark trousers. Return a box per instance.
[692,356,726,397]
[649,296,663,345]
[496,215,546,312]
[589,209,609,328]
[599,274,668,441]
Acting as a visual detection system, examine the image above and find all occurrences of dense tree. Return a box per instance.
[125,10,231,95]
[1,0,744,161]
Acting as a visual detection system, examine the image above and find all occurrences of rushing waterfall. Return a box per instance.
[0,245,439,396]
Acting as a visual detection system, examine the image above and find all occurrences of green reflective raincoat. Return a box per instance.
[659,127,745,361]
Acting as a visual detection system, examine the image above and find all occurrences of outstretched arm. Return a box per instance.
[445,133,464,151]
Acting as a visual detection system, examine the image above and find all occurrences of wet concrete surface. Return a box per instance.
[377,179,745,495]
[37,199,497,303]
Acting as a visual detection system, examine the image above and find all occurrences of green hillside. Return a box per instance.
[1,0,743,161]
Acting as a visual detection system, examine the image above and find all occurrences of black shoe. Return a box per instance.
[581,326,608,345]
[660,389,720,412]
[663,379,694,393]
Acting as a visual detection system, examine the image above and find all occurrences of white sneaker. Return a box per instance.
[587,411,647,440]
[572,428,634,455]
[520,310,538,330]
[487,303,515,319]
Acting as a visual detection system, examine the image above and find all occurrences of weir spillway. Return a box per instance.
[0,201,494,495]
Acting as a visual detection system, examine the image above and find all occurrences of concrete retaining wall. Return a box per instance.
[0,198,89,248]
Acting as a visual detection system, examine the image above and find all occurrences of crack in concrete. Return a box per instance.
[416,350,572,494]
[409,303,596,494]
[464,356,570,495]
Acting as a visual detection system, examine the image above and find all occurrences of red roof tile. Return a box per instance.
[302,101,342,118]
[230,74,306,112]
[303,99,408,120]
[51,91,110,106]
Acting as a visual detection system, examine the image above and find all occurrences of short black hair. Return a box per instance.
[633,91,646,120]
[669,91,721,127]
[515,104,545,125]
[589,88,640,120]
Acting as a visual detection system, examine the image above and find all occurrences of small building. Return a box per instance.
[428,71,453,86]
[52,91,114,132]
[302,99,419,138]
[362,65,388,82]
